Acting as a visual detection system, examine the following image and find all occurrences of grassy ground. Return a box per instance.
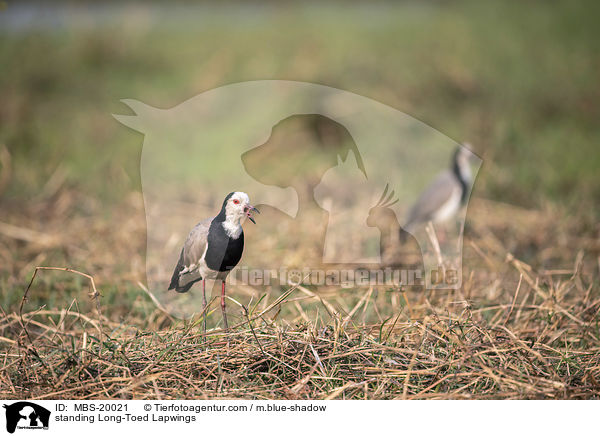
[1,1,599,399]
[3,193,599,399]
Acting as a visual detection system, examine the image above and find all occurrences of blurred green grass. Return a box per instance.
[1,0,599,211]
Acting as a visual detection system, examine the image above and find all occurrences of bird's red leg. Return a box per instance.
[202,279,207,339]
[221,280,228,330]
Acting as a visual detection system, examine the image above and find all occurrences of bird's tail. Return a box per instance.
[168,249,201,293]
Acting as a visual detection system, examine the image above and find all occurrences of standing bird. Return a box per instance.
[168,192,259,332]
[402,145,475,238]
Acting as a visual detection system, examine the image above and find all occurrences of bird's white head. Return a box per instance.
[220,192,260,238]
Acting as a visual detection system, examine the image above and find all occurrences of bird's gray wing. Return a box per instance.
[182,218,212,267]
[168,218,212,292]
[404,170,459,230]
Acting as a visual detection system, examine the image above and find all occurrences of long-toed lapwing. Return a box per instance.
[169,191,259,332]
[402,145,475,238]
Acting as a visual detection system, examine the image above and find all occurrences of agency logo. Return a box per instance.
[2,402,50,434]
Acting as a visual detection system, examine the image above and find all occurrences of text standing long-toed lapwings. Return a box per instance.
[168,191,259,333]
[403,145,475,238]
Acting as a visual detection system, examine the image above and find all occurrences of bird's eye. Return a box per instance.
[233,199,240,205]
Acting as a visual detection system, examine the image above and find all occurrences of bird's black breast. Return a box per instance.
[452,160,470,205]
[204,221,244,272]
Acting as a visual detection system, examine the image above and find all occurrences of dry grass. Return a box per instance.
[0,188,599,400]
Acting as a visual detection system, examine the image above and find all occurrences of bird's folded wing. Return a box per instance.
[404,170,459,228]
[182,218,212,267]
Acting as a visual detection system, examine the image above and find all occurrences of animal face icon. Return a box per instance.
[3,402,50,434]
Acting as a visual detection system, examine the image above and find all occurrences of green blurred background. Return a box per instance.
[1,0,599,215]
